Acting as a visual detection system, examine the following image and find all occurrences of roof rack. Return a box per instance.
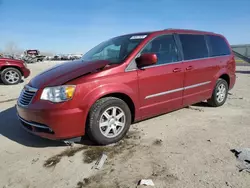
[164,28,178,30]
[164,28,215,33]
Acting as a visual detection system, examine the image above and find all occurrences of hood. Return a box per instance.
[29,60,110,89]
[0,58,24,64]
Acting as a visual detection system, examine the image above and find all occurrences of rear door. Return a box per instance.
[137,34,184,119]
[178,34,219,106]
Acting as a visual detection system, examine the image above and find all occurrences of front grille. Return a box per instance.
[18,86,37,106]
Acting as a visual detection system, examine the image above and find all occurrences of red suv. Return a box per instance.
[0,57,30,85]
[16,29,236,145]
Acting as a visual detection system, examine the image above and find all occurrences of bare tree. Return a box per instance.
[3,42,24,56]
[4,42,18,55]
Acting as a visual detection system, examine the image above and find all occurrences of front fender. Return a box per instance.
[79,82,140,120]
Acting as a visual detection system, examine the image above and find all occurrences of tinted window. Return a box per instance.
[141,35,178,65]
[179,34,208,60]
[207,35,231,56]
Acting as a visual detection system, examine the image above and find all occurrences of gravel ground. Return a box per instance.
[0,61,250,188]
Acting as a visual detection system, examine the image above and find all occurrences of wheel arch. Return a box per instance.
[97,92,136,123]
[0,66,23,76]
[214,68,230,88]
[219,73,230,87]
[82,85,139,134]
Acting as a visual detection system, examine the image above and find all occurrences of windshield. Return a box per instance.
[81,34,148,64]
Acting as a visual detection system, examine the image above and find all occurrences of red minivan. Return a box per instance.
[16,29,236,145]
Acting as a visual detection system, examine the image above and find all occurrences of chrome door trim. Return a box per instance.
[184,81,211,90]
[145,87,184,99]
[145,81,211,99]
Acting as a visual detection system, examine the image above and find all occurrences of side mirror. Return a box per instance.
[135,53,157,68]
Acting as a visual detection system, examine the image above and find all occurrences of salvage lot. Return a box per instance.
[0,61,250,188]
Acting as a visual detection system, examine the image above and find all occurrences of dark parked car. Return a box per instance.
[0,57,30,85]
[17,29,236,145]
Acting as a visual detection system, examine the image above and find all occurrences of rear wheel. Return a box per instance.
[207,78,228,107]
[1,67,22,85]
[87,97,131,145]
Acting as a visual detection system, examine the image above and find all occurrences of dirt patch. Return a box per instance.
[44,131,140,168]
[228,97,244,100]
[76,172,123,188]
[153,139,163,146]
[75,131,179,188]
[76,155,178,188]
[76,174,104,188]
[124,131,141,140]
[83,148,104,164]
[75,131,141,187]
[44,146,87,168]
[151,166,178,183]
[83,132,139,164]
[186,106,204,112]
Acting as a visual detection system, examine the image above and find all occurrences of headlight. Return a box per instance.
[40,85,76,103]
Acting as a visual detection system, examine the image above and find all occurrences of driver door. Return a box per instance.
[137,34,185,119]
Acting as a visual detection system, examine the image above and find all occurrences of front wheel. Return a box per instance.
[1,67,22,85]
[87,97,131,145]
[207,78,228,107]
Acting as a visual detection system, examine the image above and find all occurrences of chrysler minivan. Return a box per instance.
[16,29,236,145]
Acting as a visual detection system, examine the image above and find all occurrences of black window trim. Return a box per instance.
[204,35,212,57]
[125,33,182,71]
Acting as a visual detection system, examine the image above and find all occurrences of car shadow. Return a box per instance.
[192,101,212,107]
[0,106,80,147]
[0,106,66,147]
[236,70,250,74]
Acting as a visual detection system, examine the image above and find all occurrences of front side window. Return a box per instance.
[141,35,178,65]
[207,35,231,56]
[81,34,148,64]
[179,34,208,60]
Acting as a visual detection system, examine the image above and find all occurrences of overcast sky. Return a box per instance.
[0,0,250,54]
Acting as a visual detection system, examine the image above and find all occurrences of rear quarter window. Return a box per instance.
[207,35,231,56]
[179,34,209,60]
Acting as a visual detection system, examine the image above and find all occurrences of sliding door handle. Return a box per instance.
[186,66,193,71]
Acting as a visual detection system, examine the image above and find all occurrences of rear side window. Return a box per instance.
[141,35,179,65]
[179,34,208,60]
[207,35,231,56]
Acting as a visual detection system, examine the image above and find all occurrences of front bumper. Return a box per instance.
[16,104,86,140]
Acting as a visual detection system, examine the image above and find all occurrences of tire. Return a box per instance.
[1,67,22,85]
[87,97,132,145]
[207,78,228,107]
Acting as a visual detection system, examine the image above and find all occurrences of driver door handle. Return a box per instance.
[173,68,182,73]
